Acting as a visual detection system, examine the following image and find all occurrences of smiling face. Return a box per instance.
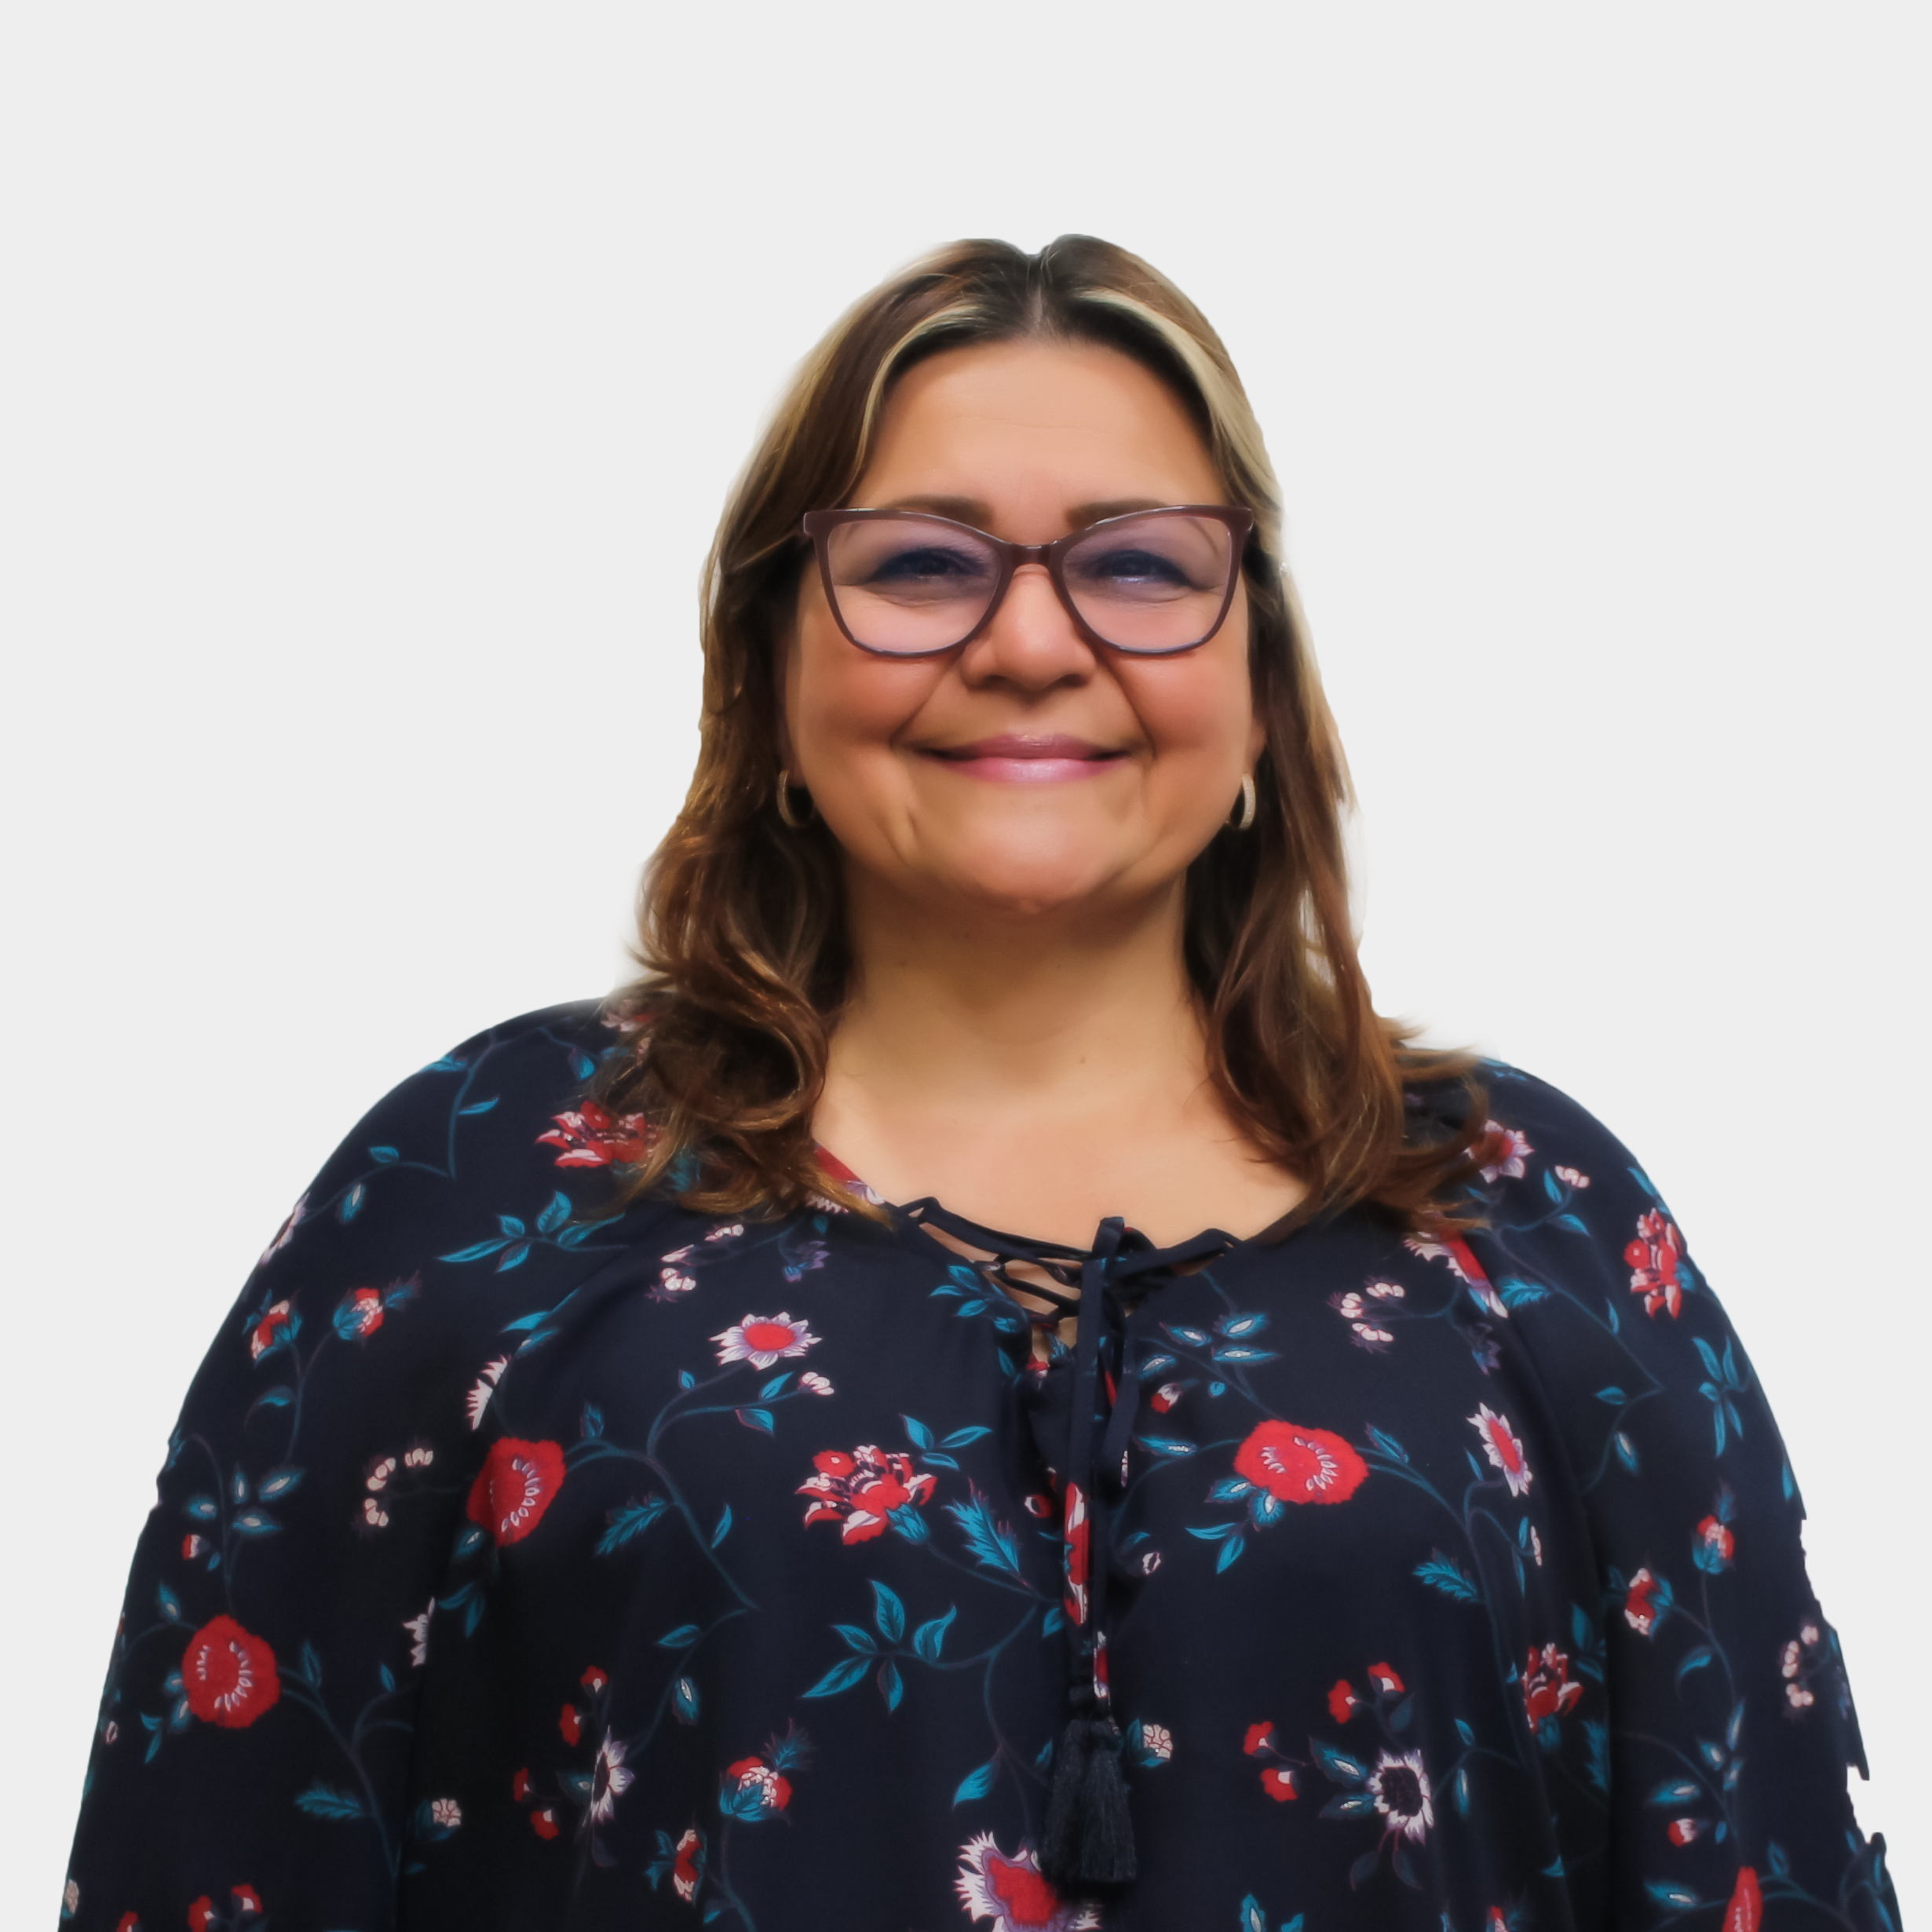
[779,338,1264,923]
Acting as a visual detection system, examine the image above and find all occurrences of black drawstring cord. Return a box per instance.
[896,1202,1236,1896]
[1040,1221,1135,1887]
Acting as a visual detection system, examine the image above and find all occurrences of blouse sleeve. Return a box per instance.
[60,1003,641,1932]
[1481,1071,1901,1930]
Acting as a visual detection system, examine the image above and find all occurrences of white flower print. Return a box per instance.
[259,1193,307,1265]
[954,1834,1101,1930]
[591,1733,634,1821]
[1368,1748,1433,1842]
[1469,1404,1533,1496]
[466,1355,510,1431]
[1477,1122,1532,1183]
[404,1600,433,1668]
[712,1313,821,1370]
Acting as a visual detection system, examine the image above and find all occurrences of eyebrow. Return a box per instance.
[870,494,1188,527]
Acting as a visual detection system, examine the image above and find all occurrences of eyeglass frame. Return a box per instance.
[798,504,1257,659]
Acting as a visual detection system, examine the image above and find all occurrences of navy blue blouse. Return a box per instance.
[64,1001,1899,1931]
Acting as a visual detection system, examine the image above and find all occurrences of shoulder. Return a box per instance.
[1456,1062,1762,1474]
[1455,1057,1694,1313]
[1469,1061,1653,1194]
[343,996,627,1138]
[301,998,637,1197]
[1463,1061,1698,1322]
[250,997,663,1351]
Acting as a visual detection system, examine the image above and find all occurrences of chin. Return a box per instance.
[916,835,1151,922]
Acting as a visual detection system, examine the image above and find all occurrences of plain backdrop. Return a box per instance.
[3,5,1926,1919]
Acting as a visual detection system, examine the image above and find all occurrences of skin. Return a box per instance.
[782,338,1307,1249]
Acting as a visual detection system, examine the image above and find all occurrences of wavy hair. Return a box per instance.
[597,236,1486,1227]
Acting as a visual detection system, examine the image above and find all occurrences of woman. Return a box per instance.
[63,239,1897,1930]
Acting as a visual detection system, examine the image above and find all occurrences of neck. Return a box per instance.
[826,870,1203,1118]
[816,866,1304,1246]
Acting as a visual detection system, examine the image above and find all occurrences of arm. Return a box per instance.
[1477,1072,1899,1930]
[61,1003,642,1930]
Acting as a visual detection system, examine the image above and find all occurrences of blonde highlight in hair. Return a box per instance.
[598,236,1486,1227]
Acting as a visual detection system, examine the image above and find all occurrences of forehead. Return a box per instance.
[856,338,1223,516]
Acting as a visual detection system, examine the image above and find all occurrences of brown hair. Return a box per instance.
[597,235,1487,1228]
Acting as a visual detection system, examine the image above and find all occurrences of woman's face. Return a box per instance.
[780,338,1262,922]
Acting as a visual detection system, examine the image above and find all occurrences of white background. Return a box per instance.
[3,6,1926,1920]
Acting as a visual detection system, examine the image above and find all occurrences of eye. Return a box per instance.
[864,542,990,586]
[1077,545,1195,589]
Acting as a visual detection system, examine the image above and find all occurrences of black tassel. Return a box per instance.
[1039,1715,1137,1888]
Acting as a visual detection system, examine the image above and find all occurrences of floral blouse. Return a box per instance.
[63,1001,1899,1932]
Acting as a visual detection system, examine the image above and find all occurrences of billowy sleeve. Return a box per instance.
[60,1003,646,1930]
[1478,1072,1901,1930]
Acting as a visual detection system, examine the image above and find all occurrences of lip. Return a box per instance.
[920,733,1127,784]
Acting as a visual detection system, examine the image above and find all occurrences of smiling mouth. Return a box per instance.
[922,736,1127,784]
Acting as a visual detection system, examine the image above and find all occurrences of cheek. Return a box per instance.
[1127,653,1256,765]
[787,610,934,774]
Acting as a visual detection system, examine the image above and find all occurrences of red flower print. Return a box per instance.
[181,1616,281,1729]
[248,1300,294,1362]
[712,1312,820,1369]
[537,1101,651,1168]
[1243,1721,1276,1756]
[1696,1514,1736,1571]
[1405,1228,1507,1317]
[334,1286,384,1341]
[1626,1210,1687,1318]
[672,1826,704,1902]
[1062,1482,1090,1627]
[726,1755,794,1813]
[1150,1381,1185,1413]
[189,1901,214,1932]
[115,1916,141,1932]
[1328,1678,1360,1723]
[1468,1404,1533,1496]
[582,1665,608,1695]
[531,1806,560,1839]
[798,1444,937,1543]
[182,1534,206,1560]
[1477,1120,1532,1182]
[512,1767,530,1801]
[232,1890,261,1916]
[1233,1422,1368,1505]
[1368,1661,1404,1696]
[1669,1817,1707,1845]
[559,1704,581,1745]
[1261,1765,1300,1801]
[1521,1644,1583,1733]
[1725,1868,1763,1932]
[1624,1568,1664,1637]
[954,1832,1101,1930]
[465,1437,566,1545]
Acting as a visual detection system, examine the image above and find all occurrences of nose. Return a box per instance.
[956,561,1096,691]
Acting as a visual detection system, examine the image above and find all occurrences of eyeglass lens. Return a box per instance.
[821,513,1238,656]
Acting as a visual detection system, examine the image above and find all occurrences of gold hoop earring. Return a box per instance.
[1229,772,1256,832]
[775,769,815,829]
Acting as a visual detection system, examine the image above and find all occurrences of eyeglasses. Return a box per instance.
[800,505,1255,659]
